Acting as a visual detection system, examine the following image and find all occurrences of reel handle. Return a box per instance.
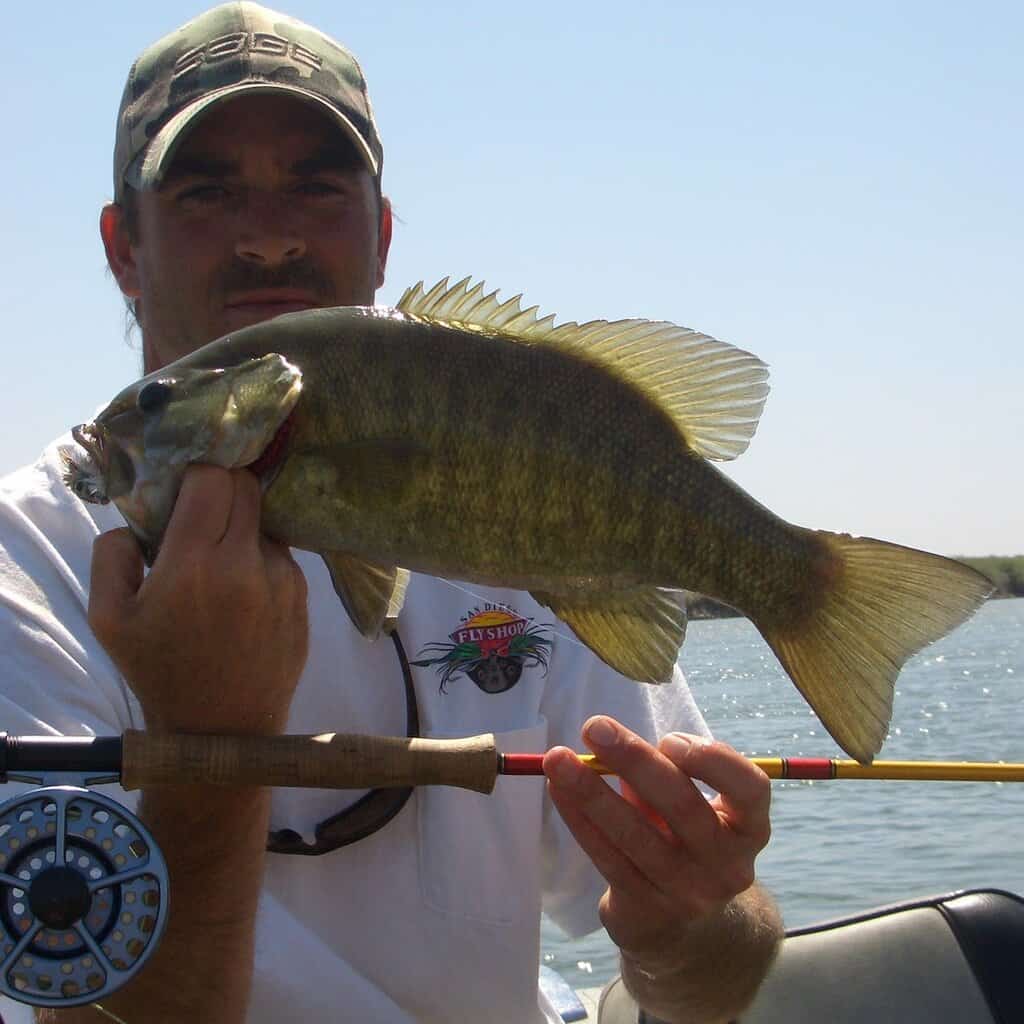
[122,730,501,794]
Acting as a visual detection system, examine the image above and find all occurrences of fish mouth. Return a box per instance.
[62,422,110,504]
[72,422,105,465]
[247,410,295,484]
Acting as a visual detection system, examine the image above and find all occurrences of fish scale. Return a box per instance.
[262,316,675,584]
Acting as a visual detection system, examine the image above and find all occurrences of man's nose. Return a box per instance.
[234,195,307,265]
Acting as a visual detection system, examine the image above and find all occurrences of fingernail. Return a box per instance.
[662,732,706,760]
[548,755,582,786]
[585,717,618,748]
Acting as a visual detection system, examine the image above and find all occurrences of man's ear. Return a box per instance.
[376,196,393,290]
[100,203,141,300]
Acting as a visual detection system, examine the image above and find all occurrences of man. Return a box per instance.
[0,4,782,1021]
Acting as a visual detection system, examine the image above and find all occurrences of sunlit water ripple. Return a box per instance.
[540,598,1024,990]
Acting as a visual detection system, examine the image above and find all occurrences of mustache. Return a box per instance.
[218,258,337,301]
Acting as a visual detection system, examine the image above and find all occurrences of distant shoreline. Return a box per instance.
[684,594,744,619]
[955,555,1023,600]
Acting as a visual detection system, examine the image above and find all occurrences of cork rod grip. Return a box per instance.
[120,730,500,794]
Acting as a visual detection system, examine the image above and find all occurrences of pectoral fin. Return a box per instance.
[532,586,687,683]
[322,552,411,638]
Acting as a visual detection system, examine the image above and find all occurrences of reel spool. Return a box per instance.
[0,785,168,1008]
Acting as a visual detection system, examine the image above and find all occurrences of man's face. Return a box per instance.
[105,93,390,372]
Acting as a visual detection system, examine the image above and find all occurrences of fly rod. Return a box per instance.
[502,752,1024,783]
[4,731,1024,791]
[2,732,1018,1011]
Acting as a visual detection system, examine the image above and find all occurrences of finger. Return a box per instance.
[545,744,710,905]
[550,745,757,921]
[88,528,145,642]
[159,464,234,554]
[660,733,771,846]
[545,747,671,903]
[222,469,263,550]
[260,535,308,606]
[582,716,721,846]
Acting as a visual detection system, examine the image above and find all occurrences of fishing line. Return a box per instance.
[91,1002,130,1023]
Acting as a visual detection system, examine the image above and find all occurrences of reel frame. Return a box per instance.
[0,774,169,1009]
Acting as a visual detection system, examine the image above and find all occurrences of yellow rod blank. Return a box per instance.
[579,753,1024,782]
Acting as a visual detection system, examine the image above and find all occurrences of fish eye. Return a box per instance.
[137,381,173,414]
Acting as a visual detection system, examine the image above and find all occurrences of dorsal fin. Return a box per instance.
[397,277,769,460]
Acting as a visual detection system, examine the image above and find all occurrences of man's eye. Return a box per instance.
[295,180,345,197]
[178,184,230,203]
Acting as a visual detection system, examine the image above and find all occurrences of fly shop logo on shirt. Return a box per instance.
[411,604,553,694]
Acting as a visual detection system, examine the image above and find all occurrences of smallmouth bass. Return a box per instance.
[64,277,992,763]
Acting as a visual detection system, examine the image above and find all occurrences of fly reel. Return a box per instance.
[0,785,168,1008]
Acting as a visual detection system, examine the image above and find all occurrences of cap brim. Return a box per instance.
[123,81,379,193]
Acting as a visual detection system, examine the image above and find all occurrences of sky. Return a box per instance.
[1,0,1020,557]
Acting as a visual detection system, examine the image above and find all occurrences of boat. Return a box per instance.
[545,887,1024,1022]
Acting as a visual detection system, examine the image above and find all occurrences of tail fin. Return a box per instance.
[756,534,993,764]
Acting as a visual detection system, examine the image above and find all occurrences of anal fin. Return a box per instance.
[323,552,411,639]
[531,586,687,683]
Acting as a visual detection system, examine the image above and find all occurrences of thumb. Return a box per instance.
[88,528,145,645]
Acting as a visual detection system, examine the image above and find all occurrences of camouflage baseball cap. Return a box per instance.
[113,2,382,201]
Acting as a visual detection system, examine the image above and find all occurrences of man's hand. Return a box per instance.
[544,716,782,1023]
[49,466,312,1023]
[89,464,308,734]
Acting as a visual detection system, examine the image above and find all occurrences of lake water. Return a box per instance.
[541,597,1024,991]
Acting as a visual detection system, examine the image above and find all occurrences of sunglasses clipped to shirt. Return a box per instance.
[265,629,419,856]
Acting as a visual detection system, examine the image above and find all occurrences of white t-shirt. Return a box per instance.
[0,439,710,1023]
